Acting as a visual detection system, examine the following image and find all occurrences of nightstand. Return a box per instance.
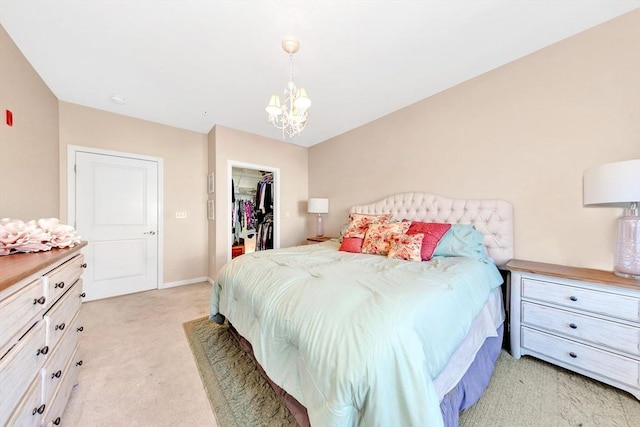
[507,259,639,399]
[306,236,334,244]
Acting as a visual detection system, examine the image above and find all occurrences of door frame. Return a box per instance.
[67,145,164,288]
[227,160,280,262]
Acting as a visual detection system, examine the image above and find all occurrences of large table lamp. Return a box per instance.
[308,198,329,237]
[584,159,640,279]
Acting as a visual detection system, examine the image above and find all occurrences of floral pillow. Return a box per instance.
[339,237,364,253]
[388,233,424,262]
[342,213,393,239]
[407,222,452,261]
[361,221,411,256]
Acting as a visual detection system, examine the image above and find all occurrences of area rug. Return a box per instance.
[183,316,640,427]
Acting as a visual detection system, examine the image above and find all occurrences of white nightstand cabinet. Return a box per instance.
[508,259,640,400]
[0,243,87,427]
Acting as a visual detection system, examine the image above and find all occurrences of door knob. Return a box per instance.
[144,231,156,235]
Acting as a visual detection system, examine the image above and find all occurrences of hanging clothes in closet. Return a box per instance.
[232,178,257,245]
[255,173,274,250]
[232,199,257,244]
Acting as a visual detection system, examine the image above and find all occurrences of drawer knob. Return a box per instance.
[55,281,65,289]
[33,296,46,305]
[77,326,84,332]
[569,323,578,329]
[569,351,578,358]
[569,296,578,302]
[55,322,66,331]
[53,417,62,425]
[80,292,86,298]
[52,370,62,379]
[36,345,49,356]
[81,263,87,268]
[32,404,45,415]
[76,360,83,366]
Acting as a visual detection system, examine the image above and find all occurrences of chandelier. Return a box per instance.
[265,37,311,138]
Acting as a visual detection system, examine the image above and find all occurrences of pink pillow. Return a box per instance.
[388,233,424,262]
[361,221,411,256]
[342,213,393,239]
[339,237,364,253]
[407,222,452,261]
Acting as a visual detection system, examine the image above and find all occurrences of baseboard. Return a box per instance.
[161,277,209,289]
[207,277,215,286]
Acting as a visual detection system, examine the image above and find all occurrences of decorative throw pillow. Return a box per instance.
[361,221,411,256]
[342,213,393,239]
[339,237,364,253]
[407,222,452,261]
[433,224,487,260]
[388,233,424,262]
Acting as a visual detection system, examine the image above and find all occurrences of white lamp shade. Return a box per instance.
[266,95,282,116]
[308,198,329,214]
[583,159,640,206]
[293,88,311,110]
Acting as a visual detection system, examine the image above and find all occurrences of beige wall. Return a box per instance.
[309,10,640,271]
[210,125,308,275]
[58,102,209,284]
[0,25,59,219]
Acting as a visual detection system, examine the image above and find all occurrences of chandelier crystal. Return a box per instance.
[266,37,311,138]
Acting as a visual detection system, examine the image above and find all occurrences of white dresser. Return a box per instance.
[0,243,87,426]
[508,259,640,400]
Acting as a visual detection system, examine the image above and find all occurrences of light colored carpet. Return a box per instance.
[63,283,217,427]
[184,316,640,427]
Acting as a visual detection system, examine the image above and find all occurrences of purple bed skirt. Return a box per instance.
[229,322,504,427]
[440,323,504,427]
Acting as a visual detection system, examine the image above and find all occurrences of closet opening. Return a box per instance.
[228,161,280,262]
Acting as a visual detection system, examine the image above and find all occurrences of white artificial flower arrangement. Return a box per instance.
[0,218,82,256]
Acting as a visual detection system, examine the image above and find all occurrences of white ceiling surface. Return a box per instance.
[1,1,638,147]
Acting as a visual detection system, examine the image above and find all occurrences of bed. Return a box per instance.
[210,192,514,427]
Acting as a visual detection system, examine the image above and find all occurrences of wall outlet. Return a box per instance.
[175,211,188,219]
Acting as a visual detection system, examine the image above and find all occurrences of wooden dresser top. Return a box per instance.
[506,259,640,291]
[0,242,87,292]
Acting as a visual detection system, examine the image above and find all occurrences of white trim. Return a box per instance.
[227,160,280,263]
[67,145,164,289]
[162,277,209,289]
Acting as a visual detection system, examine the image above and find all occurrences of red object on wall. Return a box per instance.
[5,110,12,126]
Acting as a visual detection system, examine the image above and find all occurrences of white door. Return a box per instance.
[74,151,159,301]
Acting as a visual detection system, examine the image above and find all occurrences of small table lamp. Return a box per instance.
[584,159,640,279]
[308,198,329,237]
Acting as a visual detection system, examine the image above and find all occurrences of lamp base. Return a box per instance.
[614,211,640,281]
[315,214,324,237]
[614,271,640,280]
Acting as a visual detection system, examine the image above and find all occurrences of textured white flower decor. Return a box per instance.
[0,218,82,256]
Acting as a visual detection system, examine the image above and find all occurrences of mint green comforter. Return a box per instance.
[210,241,503,426]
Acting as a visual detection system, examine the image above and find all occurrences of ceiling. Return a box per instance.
[1,1,638,147]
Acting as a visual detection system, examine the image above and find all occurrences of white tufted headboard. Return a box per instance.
[350,193,514,266]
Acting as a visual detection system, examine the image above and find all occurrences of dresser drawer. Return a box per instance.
[5,373,44,427]
[522,327,640,388]
[0,277,46,357]
[44,312,81,405]
[522,301,640,356]
[43,347,81,427]
[46,279,83,351]
[46,254,84,305]
[522,278,640,322]
[0,320,48,427]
